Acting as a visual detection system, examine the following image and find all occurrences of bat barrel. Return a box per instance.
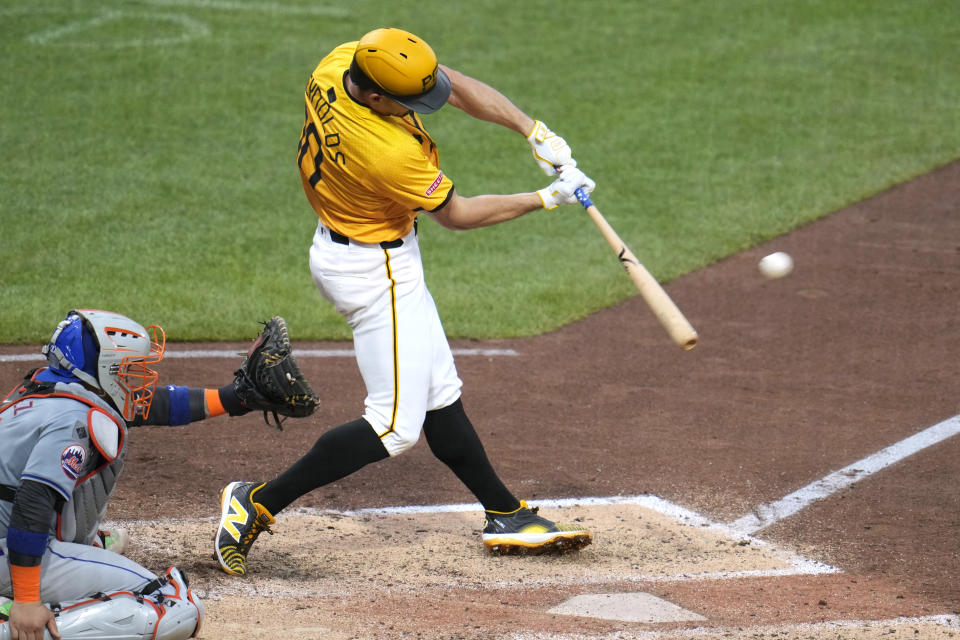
[573,187,698,350]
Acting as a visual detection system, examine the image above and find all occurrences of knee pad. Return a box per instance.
[43,567,202,640]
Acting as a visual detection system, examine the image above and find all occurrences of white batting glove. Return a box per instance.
[537,166,596,210]
[527,120,576,176]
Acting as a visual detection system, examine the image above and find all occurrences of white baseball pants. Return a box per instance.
[309,221,463,456]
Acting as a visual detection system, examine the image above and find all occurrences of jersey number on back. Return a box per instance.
[298,107,345,188]
[298,120,324,187]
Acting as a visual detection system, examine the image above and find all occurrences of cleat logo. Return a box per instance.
[223,497,249,543]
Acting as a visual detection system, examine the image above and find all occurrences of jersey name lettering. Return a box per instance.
[306,76,335,126]
[300,76,347,188]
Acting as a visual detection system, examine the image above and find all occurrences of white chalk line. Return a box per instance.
[2,1,346,18]
[13,1,345,49]
[24,9,210,48]
[0,347,518,363]
[510,614,960,640]
[139,0,348,16]
[728,414,960,536]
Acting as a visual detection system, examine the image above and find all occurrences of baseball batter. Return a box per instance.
[215,27,596,575]
[0,309,311,639]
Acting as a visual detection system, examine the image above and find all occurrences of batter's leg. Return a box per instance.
[423,398,520,513]
[253,418,389,515]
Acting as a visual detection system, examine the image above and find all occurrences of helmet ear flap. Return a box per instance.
[81,326,99,375]
[42,313,101,390]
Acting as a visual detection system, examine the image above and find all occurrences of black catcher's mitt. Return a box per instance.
[234,316,319,429]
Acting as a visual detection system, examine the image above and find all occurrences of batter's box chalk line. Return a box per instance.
[729,414,960,536]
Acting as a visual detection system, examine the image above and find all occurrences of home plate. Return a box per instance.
[548,592,708,623]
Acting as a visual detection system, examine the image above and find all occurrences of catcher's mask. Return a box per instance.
[43,309,166,420]
[351,27,451,114]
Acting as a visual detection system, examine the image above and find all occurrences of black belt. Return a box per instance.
[0,484,16,502]
[328,229,403,250]
[326,219,416,250]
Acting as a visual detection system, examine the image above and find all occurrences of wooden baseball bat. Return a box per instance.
[575,188,698,350]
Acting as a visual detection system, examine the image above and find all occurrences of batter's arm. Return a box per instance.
[428,189,543,231]
[440,65,535,136]
[431,166,594,230]
[440,65,577,176]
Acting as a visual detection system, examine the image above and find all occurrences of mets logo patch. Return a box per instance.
[61,444,86,479]
[425,172,444,196]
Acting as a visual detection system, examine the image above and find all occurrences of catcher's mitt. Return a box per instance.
[234,316,319,429]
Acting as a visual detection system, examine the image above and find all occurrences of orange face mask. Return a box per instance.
[115,324,165,420]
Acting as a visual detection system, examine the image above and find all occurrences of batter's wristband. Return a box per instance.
[10,564,42,602]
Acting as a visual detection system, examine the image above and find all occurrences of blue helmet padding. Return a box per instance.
[45,314,100,381]
[80,320,101,376]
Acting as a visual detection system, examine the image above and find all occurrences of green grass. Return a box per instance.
[1,0,958,343]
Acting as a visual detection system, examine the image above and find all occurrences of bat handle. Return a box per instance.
[574,187,594,209]
[551,164,594,209]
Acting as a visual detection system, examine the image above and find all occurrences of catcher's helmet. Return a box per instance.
[43,309,166,420]
[353,27,451,114]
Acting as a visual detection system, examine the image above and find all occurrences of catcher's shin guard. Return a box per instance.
[0,567,203,640]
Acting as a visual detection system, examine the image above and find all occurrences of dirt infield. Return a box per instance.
[1,161,958,638]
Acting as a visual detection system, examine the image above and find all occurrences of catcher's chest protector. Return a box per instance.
[1,375,127,545]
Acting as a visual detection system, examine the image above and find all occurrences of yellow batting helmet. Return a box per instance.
[353,28,451,114]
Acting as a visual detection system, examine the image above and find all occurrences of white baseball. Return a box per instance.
[758,251,794,279]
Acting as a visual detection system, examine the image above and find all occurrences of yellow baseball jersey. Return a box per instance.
[297,42,453,243]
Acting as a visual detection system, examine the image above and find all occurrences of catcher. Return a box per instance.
[0,309,316,640]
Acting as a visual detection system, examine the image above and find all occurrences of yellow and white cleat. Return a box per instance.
[482,500,592,555]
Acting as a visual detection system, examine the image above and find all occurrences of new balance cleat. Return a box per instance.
[95,528,130,556]
[482,501,593,555]
[215,481,275,576]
